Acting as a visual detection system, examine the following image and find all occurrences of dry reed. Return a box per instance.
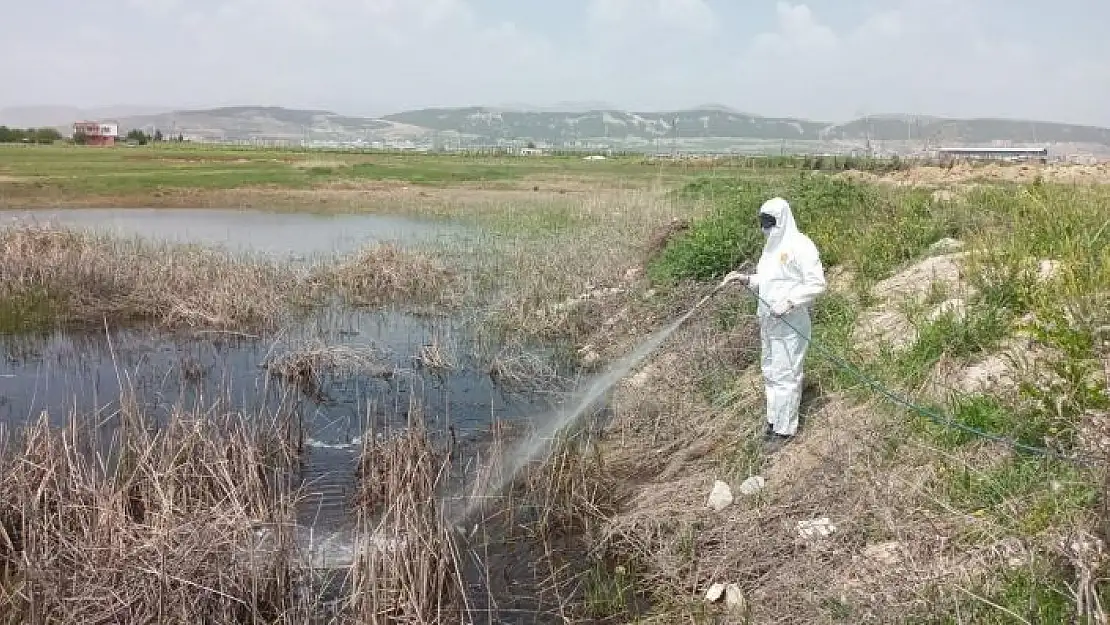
[0,399,312,624]
[0,224,302,332]
[0,225,466,334]
[351,409,468,624]
[488,340,563,394]
[415,335,456,372]
[264,340,395,388]
[312,243,461,311]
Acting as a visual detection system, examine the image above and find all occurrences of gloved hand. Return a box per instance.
[771,300,794,317]
[719,271,750,288]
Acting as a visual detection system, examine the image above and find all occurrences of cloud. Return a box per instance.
[732,1,1110,124]
[0,0,561,112]
[2,0,1110,126]
[587,0,716,33]
[752,3,838,54]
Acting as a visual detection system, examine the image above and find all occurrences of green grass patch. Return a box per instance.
[584,559,641,620]
[650,173,958,287]
[939,456,1095,535]
[894,304,1012,385]
[0,144,703,201]
[0,289,61,333]
[914,394,1067,453]
[953,564,1078,624]
[805,290,862,389]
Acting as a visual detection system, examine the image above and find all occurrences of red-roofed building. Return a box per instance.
[73,121,119,146]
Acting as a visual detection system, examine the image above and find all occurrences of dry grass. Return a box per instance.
[0,400,311,624]
[0,224,303,331]
[264,340,395,389]
[488,340,564,394]
[479,187,710,347]
[311,243,461,312]
[351,413,468,624]
[415,334,456,372]
[0,224,468,333]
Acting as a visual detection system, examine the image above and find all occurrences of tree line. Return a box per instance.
[0,126,63,144]
[122,129,185,145]
[0,126,187,145]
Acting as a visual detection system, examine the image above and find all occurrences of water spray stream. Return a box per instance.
[452,283,726,524]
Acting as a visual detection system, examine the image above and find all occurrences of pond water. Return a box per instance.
[0,207,565,571]
[0,307,569,566]
[0,307,566,482]
[2,207,471,260]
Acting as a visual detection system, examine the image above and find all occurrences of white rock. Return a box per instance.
[1037,259,1061,282]
[704,582,726,602]
[797,517,837,539]
[738,476,766,496]
[725,584,746,611]
[706,480,734,511]
[862,541,903,566]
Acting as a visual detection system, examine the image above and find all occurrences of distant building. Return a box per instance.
[935,146,1048,163]
[73,121,119,146]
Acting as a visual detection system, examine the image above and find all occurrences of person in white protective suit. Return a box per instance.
[720,197,826,447]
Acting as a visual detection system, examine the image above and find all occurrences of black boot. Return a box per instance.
[764,433,794,453]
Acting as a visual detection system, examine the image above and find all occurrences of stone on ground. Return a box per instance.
[738,475,765,496]
[706,480,734,511]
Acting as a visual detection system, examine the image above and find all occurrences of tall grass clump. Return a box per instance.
[0,402,311,624]
[351,416,468,624]
[311,242,462,312]
[0,224,302,331]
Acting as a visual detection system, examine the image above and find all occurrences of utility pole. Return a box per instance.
[864,115,872,156]
[672,116,678,157]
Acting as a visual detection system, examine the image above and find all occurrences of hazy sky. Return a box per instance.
[2,0,1107,125]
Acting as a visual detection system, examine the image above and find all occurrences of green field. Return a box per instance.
[0,144,683,199]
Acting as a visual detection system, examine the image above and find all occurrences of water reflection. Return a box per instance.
[1,207,471,259]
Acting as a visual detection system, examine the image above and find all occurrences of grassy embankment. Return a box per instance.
[592,172,1110,623]
[2,146,1108,622]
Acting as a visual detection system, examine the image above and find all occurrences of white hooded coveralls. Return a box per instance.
[749,197,826,437]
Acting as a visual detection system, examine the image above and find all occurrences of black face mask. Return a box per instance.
[759,213,777,230]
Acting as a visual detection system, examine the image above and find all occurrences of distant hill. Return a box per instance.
[822,116,1110,146]
[384,107,1110,149]
[6,103,1110,154]
[383,107,828,144]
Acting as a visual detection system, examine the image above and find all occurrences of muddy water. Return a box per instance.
[2,207,470,259]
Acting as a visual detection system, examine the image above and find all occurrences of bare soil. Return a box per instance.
[852,252,972,355]
[839,162,1110,189]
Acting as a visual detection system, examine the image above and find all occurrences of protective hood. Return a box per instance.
[758,197,798,248]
